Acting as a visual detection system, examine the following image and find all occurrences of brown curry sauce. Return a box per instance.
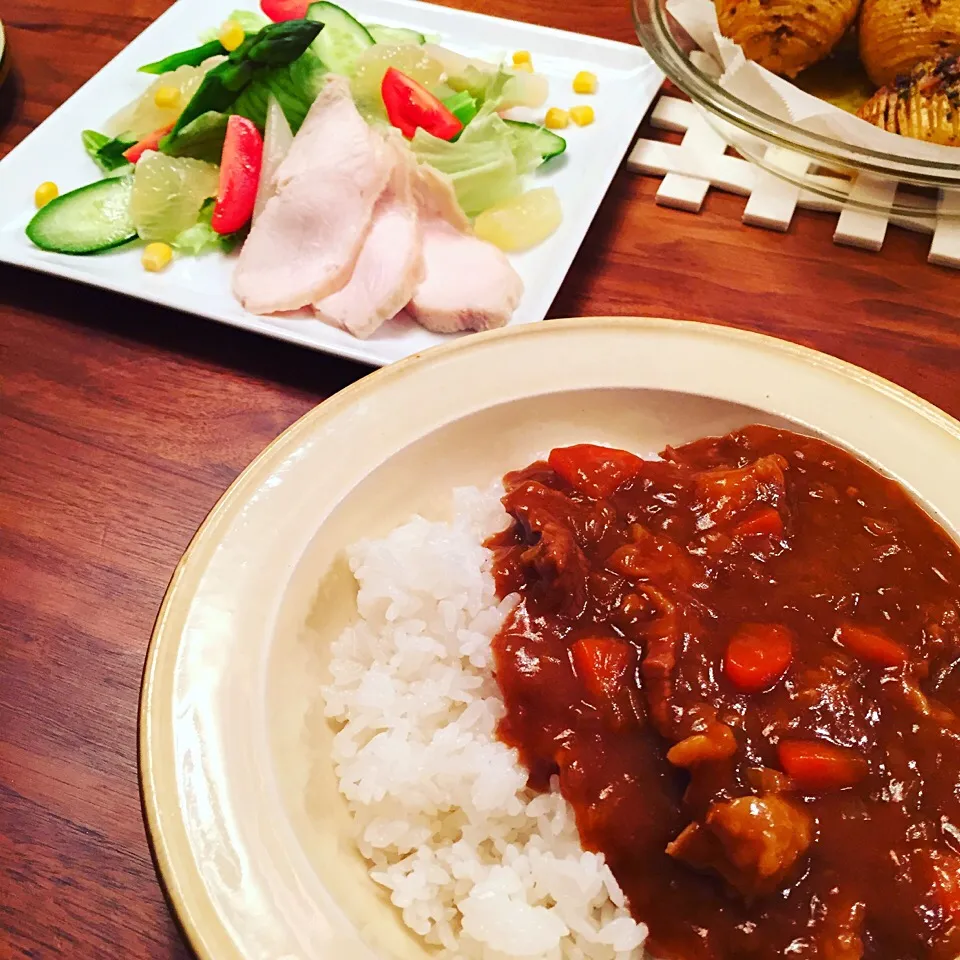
[487,425,960,960]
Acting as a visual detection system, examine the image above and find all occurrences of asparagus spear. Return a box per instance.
[171,20,323,136]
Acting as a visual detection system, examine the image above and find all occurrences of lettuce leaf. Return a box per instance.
[412,111,541,217]
[199,9,269,42]
[442,63,546,113]
[231,49,326,132]
[445,66,511,108]
[411,112,539,217]
[173,220,221,255]
[502,120,543,175]
[173,199,246,255]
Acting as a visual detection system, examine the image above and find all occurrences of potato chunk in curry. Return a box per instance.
[667,795,813,899]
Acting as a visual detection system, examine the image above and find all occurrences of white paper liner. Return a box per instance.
[666,0,960,171]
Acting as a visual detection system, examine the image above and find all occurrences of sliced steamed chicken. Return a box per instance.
[313,137,424,339]
[233,77,392,315]
[407,167,524,334]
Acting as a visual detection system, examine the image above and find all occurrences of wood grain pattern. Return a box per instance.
[0,0,958,957]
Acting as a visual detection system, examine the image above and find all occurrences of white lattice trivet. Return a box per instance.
[628,95,960,269]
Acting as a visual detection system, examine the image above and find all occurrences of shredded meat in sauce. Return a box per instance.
[487,425,960,960]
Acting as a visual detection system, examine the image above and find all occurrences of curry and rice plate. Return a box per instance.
[324,424,960,960]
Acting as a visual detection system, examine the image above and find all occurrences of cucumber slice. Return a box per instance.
[503,119,567,162]
[26,176,138,255]
[306,2,374,75]
[367,24,426,46]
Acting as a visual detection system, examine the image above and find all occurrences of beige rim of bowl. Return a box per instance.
[140,316,960,960]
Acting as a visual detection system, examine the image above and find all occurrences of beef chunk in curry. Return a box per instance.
[487,425,960,960]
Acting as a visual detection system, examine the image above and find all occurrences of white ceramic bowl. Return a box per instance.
[140,316,960,960]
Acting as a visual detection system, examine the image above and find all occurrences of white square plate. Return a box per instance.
[0,0,662,367]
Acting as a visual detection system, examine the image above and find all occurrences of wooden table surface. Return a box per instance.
[2,0,959,957]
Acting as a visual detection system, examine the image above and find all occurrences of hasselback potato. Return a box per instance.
[715,0,862,77]
[859,0,960,86]
[857,54,960,145]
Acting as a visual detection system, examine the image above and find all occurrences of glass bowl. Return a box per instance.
[632,0,960,221]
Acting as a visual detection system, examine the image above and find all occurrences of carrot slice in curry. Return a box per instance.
[731,507,784,539]
[570,638,633,706]
[835,623,908,667]
[779,740,868,791]
[725,623,794,692]
[548,444,644,499]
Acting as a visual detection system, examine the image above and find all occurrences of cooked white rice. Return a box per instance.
[323,485,649,959]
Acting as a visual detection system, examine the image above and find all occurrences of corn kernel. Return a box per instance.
[153,85,181,109]
[219,19,246,52]
[34,181,59,209]
[513,61,534,73]
[544,107,570,130]
[573,70,598,94]
[142,242,173,273]
[512,50,532,66]
[570,104,595,127]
